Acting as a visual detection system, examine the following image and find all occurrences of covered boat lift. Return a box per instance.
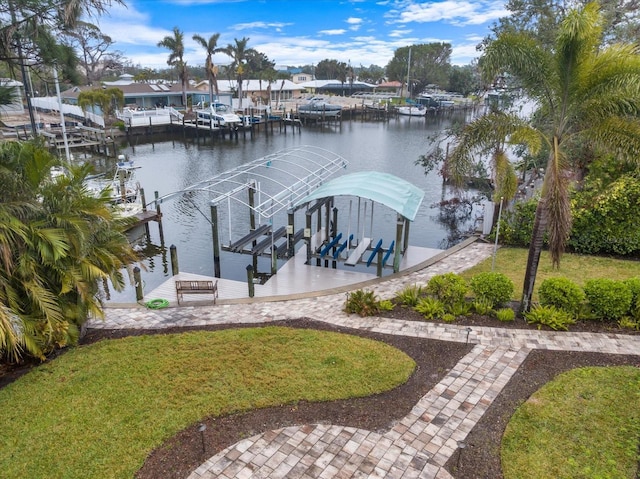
[293,171,425,275]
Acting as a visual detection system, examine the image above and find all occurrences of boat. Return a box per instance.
[397,105,427,116]
[297,100,342,119]
[195,102,243,126]
[85,156,142,214]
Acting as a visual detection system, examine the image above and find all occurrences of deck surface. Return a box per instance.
[143,244,442,304]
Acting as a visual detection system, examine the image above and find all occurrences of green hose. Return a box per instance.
[145,298,169,309]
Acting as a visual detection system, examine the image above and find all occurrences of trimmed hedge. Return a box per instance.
[538,277,585,317]
[583,279,632,321]
[470,272,514,307]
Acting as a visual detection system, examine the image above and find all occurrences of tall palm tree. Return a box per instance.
[157,27,188,108]
[477,2,640,310]
[192,32,225,104]
[224,37,252,109]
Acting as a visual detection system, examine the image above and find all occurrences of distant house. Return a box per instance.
[62,74,203,110]
[195,79,304,105]
[376,81,403,96]
[291,73,314,84]
[0,78,25,115]
[298,79,376,96]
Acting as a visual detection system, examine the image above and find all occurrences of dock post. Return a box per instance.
[403,217,411,254]
[332,206,338,269]
[210,204,221,278]
[246,265,255,297]
[376,249,383,277]
[134,266,143,301]
[287,209,295,258]
[305,211,312,264]
[170,244,179,275]
[155,191,165,245]
[393,214,403,273]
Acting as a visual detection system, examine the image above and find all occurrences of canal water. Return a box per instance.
[98,112,487,302]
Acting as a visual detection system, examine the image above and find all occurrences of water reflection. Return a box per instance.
[95,112,487,301]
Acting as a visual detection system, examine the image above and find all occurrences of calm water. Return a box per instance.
[99,112,485,302]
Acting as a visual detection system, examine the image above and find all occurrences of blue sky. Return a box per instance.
[95,0,509,70]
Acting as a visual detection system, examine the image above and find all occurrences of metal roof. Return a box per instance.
[293,171,425,221]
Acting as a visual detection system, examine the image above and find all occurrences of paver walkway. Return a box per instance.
[88,242,640,478]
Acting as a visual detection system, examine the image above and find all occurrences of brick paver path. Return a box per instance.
[88,242,640,478]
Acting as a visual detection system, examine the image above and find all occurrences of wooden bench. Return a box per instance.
[175,280,218,305]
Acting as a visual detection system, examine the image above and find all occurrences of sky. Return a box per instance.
[94,0,510,71]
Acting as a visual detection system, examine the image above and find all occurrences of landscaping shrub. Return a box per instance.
[496,198,541,247]
[448,301,472,317]
[469,272,514,307]
[426,273,468,305]
[442,313,457,323]
[583,279,632,321]
[472,297,494,315]
[538,277,585,317]
[623,277,640,309]
[495,308,516,322]
[569,175,640,256]
[524,305,576,331]
[395,284,424,307]
[413,297,445,320]
[345,289,380,316]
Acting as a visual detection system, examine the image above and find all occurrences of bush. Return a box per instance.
[618,317,640,331]
[495,308,515,322]
[345,289,380,316]
[426,273,468,305]
[583,279,632,321]
[473,297,494,315]
[623,277,640,310]
[524,305,576,331]
[538,277,585,316]
[414,297,445,320]
[378,299,394,311]
[469,272,514,307]
[442,313,457,323]
[448,301,472,317]
[497,198,544,247]
[569,175,640,256]
[395,284,424,307]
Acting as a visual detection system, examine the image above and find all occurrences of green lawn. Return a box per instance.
[502,366,640,479]
[460,247,640,301]
[0,327,415,479]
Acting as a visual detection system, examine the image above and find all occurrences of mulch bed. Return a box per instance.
[2,311,638,479]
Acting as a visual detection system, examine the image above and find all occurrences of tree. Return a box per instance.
[77,87,124,120]
[448,64,481,96]
[386,44,452,96]
[485,0,640,50]
[157,27,188,107]
[0,141,137,362]
[315,59,340,80]
[192,32,225,102]
[62,21,122,85]
[358,64,385,84]
[224,37,253,109]
[479,2,640,310]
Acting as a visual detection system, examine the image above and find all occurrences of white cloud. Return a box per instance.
[231,21,291,30]
[388,29,411,38]
[319,29,347,35]
[346,17,363,25]
[393,1,507,27]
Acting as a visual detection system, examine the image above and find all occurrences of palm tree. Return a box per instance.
[192,32,225,104]
[476,2,640,311]
[0,141,138,361]
[224,37,252,109]
[157,27,188,108]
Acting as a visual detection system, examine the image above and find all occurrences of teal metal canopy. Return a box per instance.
[294,171,424,221]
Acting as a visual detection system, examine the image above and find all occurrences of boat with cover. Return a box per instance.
[195,102,243,126]
[298,99,342,118]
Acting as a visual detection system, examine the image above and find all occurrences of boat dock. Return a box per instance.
[142,243,442,304]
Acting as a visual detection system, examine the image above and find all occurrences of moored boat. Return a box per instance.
[298,100,342,119]
[397,105,427,116]
[195,102,243,126]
